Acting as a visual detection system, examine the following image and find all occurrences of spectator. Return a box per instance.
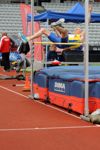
[16,41,30,72]
[47,44,63,67]
[0,32,11,72]
[47,44,58,61]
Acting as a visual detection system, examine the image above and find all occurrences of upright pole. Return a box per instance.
[30,0,34,99]
[45,19,49,68]
[84,0,89,116]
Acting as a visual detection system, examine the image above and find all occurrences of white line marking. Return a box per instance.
[0,85,28,98]
[0,85,99,128]
[95,124,100,127]
[0,85,80,119]
[0,125,98,132]
[36,100,81,119]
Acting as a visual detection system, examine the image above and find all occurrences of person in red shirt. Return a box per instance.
[0,32,11,71]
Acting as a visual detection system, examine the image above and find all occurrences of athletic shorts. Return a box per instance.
[48,32,69,49]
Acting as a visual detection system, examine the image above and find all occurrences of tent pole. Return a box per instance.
[30,0,34,99]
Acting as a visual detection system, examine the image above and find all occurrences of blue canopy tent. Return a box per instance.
[27,10,85,23]
[66,2,100,23]
[27,2,100,23]
[66,2,85,14]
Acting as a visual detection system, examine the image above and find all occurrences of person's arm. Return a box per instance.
[0,37,3,49]
[80,30,85,43]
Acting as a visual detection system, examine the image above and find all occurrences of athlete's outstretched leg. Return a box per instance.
[18,28,50,43]
[50,18,68,38]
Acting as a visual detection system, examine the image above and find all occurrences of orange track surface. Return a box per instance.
[0,68,100,150]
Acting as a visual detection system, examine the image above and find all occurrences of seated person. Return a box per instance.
[47,44,60,66]
[47,44,58,61]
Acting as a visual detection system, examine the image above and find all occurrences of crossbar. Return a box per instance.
[34,41,83,45]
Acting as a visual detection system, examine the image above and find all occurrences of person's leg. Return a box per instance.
[19,28,51,43]
[25,58,30,67]
[5,52,10,70]
[50,18,68,38]
[51,18,65,28]
[53,26,68,38]
[1,53,5,67]
[16,53,25,72]
[27,28,51,41]
[2,53,10,71]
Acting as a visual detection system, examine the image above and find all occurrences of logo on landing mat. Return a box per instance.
[54,82,65,93]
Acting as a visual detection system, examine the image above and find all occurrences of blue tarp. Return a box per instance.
[0,52,21,62]
[27,2,100,23]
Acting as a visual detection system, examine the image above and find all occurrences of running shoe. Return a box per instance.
[18,32,28,43]
[51,18,65,28]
